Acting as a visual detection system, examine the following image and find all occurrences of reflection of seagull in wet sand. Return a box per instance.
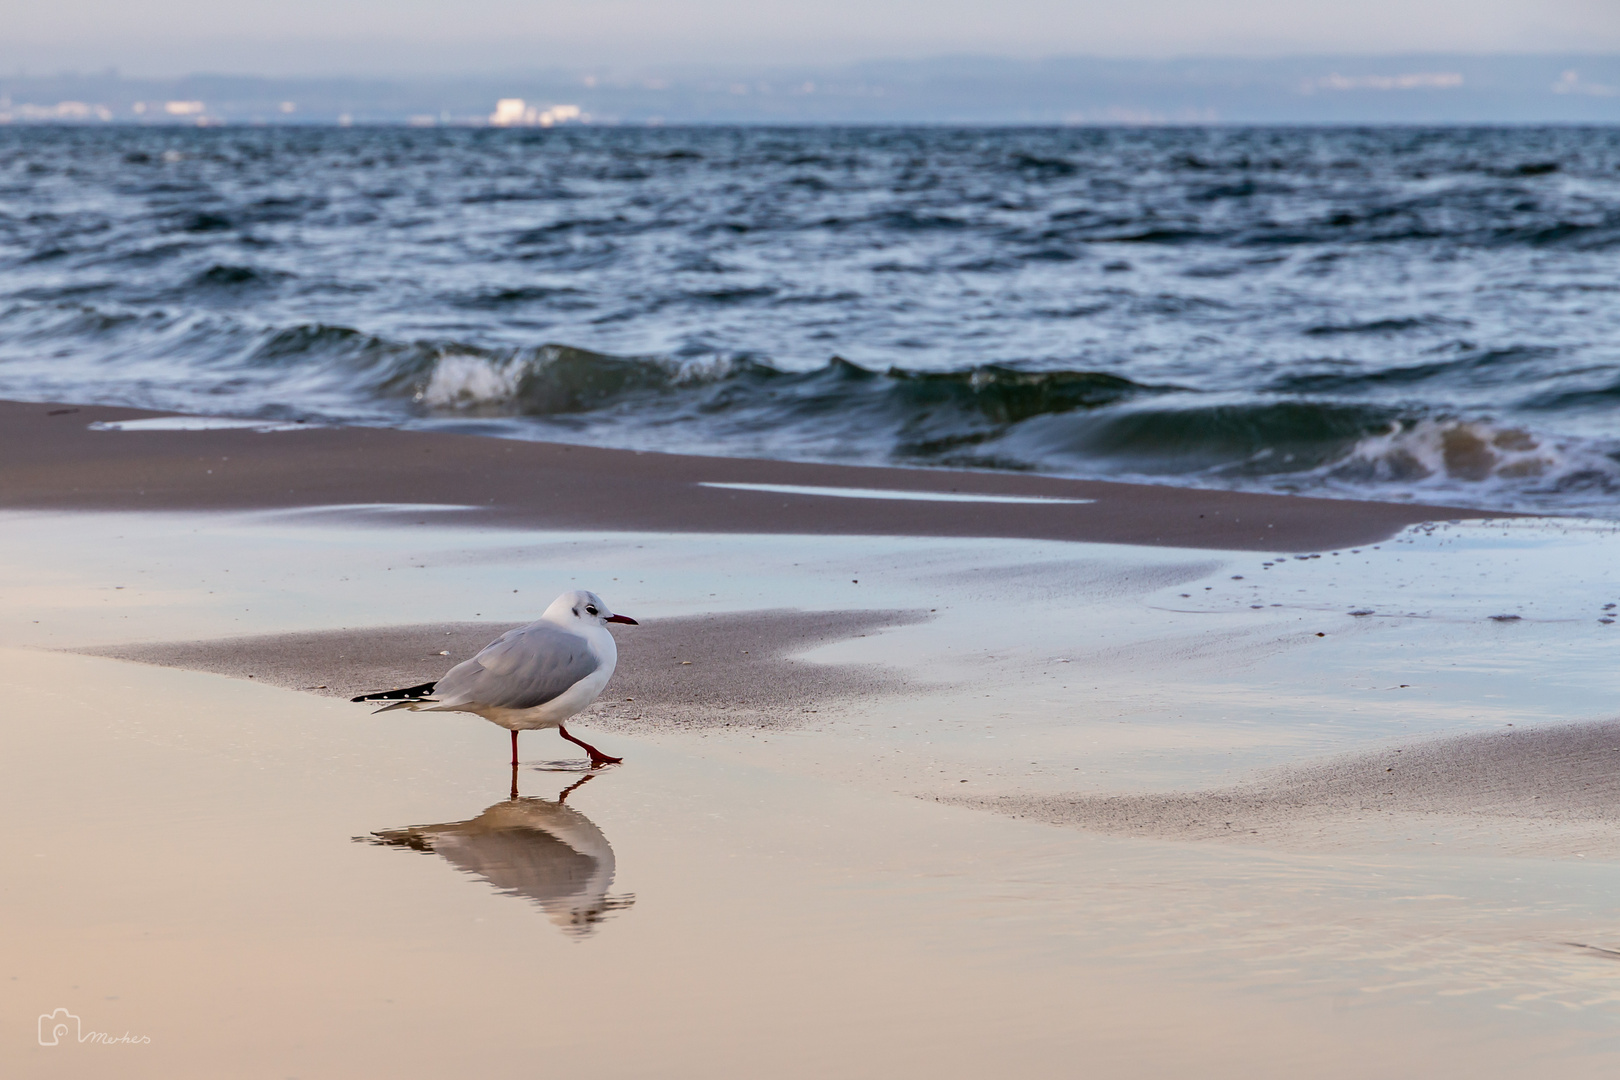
[363,775,632,934]
[352,590,637,767]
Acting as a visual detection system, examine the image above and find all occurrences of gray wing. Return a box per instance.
[432,621,601,711]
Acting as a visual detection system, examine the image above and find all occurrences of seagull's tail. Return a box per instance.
[370,700,431,714]
[351,681,438,713]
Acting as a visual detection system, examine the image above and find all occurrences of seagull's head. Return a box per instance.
[546,589,638,628]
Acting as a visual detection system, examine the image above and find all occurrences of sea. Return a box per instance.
[3,124,1619,513]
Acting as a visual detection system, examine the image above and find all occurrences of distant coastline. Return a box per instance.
[2,54,1619,126]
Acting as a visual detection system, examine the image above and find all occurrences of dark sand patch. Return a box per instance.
[969,721,1620,855]
[76,609,929,729]
[0,399,1501,551]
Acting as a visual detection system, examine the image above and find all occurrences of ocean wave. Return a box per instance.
[402,344,1620,508]
[997,398,1400,476]
[411,344,1170,429]
[1264,346,1553,394]
[418,345,727,414]
[1302,316,1467,337]
[191,264,289,289]
[1317,419,1620,501]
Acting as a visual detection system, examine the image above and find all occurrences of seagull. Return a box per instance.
[352,590,637,767]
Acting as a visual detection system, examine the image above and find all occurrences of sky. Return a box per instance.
[5,0,1619,76]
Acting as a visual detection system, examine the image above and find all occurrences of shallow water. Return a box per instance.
[8,649,1620,1079]
[7,510,1620,1074]
[4,126,1620,511]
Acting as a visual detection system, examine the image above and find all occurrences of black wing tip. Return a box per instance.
[351,680,438,703]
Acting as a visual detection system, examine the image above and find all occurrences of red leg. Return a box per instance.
[510,729,519,767]
[558,723,622,766]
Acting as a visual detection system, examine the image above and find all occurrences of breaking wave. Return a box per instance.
[240,327,1620,509]
[1315,419,1620,503]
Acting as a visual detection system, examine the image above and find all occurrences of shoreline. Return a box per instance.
[0,397,1510,551]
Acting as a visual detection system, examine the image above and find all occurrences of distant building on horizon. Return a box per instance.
[488,98,583,127]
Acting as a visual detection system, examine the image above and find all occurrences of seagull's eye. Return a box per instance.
[586,606,599,616]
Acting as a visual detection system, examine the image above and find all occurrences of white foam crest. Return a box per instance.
[1325,418,1620,500]
[416,349,743,412]
[418,353,523,408]
[665,355,740,385]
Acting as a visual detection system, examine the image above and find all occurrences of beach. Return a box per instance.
[8,398,1620,1077]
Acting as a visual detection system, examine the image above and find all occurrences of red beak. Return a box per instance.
[605,614,638,625]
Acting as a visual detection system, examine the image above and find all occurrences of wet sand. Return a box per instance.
[964,720,1620,858]
[80,613,1620,855]
[0,398,1495,551]
[81,609,930,728]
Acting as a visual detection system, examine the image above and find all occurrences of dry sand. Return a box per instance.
[0,398,1497,551]
[78,609,930,729]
